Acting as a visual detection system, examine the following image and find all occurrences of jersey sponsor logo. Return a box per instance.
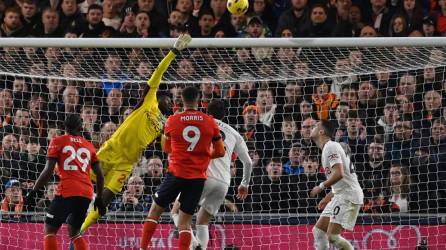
[180,115,204,121]
[328,153,339,161]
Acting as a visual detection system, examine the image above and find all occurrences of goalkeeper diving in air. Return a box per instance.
[79,34,192,234]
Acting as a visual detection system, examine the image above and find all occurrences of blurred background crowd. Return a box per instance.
[0,0,446,220]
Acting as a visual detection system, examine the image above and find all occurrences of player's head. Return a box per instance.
[64,113,83,135]
[181,86,200,108]
[158,93,173,116]
[207,99,225,120]
[310,120,335,143]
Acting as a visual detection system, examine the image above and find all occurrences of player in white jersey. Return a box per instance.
[309,120,364,250]
[171,100,253,250]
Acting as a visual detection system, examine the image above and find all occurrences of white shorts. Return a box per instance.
[321,195,361,231]
[198,177,229,216]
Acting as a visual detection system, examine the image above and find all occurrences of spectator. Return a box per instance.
[101,53,128,94]
[0,134,21,182]
[48,85,80,124]
[435,0,446,36]
[175,58,195,81]
[137,0,169,37]
[102,0,121,30]
[36,182,57,212]
[112,176,150,212]
[82,3,105,37]
[34,7,63,37]
[276,0,309,37]
[19,136,46,182]
[422,64,442,92]
[357,139,391,194]
[383,164,411,213]
[311,79,338,121]
[98,121,117,146]
[377,99,399,143]
[385,117,420,165]
[256,88,278,129]
[282,142,306,175]
[3,108,32,137]
[241,15,272,38]
[12,77,29,108]
[277,80,303,119]
[301,4,333,37]
[422,16,438,36]
[341,110,367,163]
[293,156,326,213]
[230,13,247,34]
[357,80,383,129]
[250,158,294,213]
[274,116,298,161]
[20,0,39,31]
[45,78,63,105]
[59,0,85,35]
[359,25,378,37]
[331,57,356,97]
[332,102,349,140]
[238,104,274,160]
[367,0,393,36]
[375,67,397,97]
[80,103,100,140]
[192,10,215,38]
[396,0,423,33]
[340,85,358,109]
[0,89,13,128]
[1,7,25,37]
[1,179,24,218]
[298,117,318,156]
[140,156,164,195]
[100,88,123,125]
[200,76,221,110]
[119,6,137,37]
[250,0,276,32]
[388,14,409,36]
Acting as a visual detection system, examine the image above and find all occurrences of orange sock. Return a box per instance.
[178,230,192,250]
[44,234,57,250]
[140,217,158,250]
[72,236,88,250]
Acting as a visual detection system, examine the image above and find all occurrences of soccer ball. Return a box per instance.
[227,0,249,15]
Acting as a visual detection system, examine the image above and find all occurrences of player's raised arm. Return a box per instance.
[145,34,192,99]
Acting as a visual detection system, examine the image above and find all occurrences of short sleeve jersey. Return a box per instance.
[321,140,363,204]
[47,134,98,199]
[164,110,221,179]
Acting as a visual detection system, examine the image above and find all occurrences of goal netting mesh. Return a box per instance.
[0,38,445,249]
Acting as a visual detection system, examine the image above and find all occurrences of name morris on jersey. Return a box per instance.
[180,115,204,121]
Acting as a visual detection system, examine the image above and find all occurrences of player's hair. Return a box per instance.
[181,86,199,104]
[64,114,83,135]
[319,120,336,139]
[207,100,225,120]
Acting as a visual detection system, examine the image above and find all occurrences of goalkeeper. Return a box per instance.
[80,34,192,233]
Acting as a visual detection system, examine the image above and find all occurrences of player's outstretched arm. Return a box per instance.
[24,158,57,206]
[234,137,253,200]
[145,34,192,95]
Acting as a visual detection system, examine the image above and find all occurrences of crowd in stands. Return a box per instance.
[1,0,446,220]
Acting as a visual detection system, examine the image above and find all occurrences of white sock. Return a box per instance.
[329,234,353,250]
[196,225,209,250]
[313,226,329,250]
[171,213,179,228]
[190,230,199,250]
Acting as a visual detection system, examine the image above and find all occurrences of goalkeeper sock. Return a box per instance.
[328,234,353,250]
[44,234,57,250]
[140,217,158,250]
[80,208,100,233]
[72,235,88,250]
[196,225,209,250]
[171,213,179,228]
[178,230,192,250]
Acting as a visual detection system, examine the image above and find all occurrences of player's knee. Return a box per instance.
[313,226,326,239]
[328,233,340,244]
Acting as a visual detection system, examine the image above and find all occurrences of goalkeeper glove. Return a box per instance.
[94,197,107,216]
[172,33,192,53]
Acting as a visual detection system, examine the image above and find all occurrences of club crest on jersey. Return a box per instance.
[328,153,339,161]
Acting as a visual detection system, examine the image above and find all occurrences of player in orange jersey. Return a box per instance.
[140,86,225,250]
[25,114,106,250]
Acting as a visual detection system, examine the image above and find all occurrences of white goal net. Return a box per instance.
[0,38,445,250]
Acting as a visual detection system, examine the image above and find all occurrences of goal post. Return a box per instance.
[0,37,445,249]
